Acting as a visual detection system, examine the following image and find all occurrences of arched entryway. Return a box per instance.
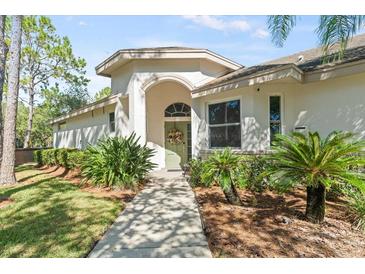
[164,103,192,170]
[145,80,192,170]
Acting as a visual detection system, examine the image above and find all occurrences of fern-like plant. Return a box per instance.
[266,131,365,223]
[81,133,156,188]
[202,148,242,205]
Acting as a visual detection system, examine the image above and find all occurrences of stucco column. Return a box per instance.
[128,76,147,144]
[191,98,206,158]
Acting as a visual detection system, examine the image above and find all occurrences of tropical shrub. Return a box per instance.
[186,158,204,186]
[33,148,84,169]
[266,131,365,223]
[80,133,156,188]
[33,150,43,166]
[42,148,58,165]
[201,148,242,205]
[239,155,270,192]
[186,158,215,187]
[67,150,85,169]
[347,190,365,231]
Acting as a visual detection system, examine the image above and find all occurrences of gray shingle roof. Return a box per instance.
[195,33,365,92]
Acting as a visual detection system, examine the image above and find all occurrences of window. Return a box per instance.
[109,112,115,133]
[165,103,191,117]
[58,122,66,131]
[208,99,241,148]
[269,96,281,144]
[187,123,192,160]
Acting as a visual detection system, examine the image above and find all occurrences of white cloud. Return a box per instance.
[182,16,250,32]
[253,28,269,39]
[79,21,88,27]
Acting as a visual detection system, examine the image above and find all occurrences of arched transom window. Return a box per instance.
[164,103,191,117]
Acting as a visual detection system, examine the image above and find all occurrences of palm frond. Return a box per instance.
[317,15,365,61]
[267,15,297,47]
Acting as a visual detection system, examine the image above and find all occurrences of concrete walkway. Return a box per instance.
[89,171,212,258]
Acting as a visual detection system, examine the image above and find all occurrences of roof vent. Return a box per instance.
[296,55,305,64]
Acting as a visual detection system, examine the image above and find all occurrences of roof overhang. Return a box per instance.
[192,64,303,98]
[95,49,242,77]
[50,94,123,125]
[304,59,365,82]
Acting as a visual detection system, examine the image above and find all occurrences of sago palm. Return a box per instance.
[267,15,365,59]
[202,148,242,205]
[266,131,365,223]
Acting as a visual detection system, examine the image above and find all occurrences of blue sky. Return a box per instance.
[49,16,330,96]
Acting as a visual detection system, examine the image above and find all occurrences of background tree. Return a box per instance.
[0,15,23,185]
[20,16,88,148]
[266,131,365,223]
[0,16,8,162]
[94,86,111,101]
[267,15,365,59]
[15,84,89,148]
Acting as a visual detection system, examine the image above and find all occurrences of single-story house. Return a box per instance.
[51,34,365,170]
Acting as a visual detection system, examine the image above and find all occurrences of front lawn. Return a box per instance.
[0,164,122,257]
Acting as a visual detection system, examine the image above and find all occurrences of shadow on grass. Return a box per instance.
[16,166,61,183]
[0,172,121,258]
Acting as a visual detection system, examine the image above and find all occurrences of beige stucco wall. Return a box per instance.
[146,81,192,168]
[193,72,365,156]
[53,55,364,170]
[53,104,116,149]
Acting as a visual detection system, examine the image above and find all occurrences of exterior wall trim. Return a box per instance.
[50,94,124,125]
[141,74,195,92]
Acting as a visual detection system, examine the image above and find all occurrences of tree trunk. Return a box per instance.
[305,184,326,223]
[23,87,34,148]
[0,15,23,185]
[223,183,242,206]
[0,15,8,162]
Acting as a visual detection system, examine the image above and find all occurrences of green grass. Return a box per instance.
[0,164,122,258]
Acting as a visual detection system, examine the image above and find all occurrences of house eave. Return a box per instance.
[192,64,304,98]
[304,59,365,82]
[95,49,242,77]
[50,94,124,125]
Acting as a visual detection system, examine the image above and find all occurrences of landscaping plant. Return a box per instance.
[266,131,365,223]
[81,133,156,188]
[202,148,242,205]
[239,155,270,192]
[187,158,213,187]
[346,189,365,232]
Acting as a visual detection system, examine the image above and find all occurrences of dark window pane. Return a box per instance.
[227,125,241,147]
[226,100,240,123]
[165,105,175,114]
[210,125,241,148]
[171,112,186,117]
[109,112,115,122]
[209,102,225,124]
[269,96,281,121]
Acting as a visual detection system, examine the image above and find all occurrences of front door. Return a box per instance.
[165,121,190,170]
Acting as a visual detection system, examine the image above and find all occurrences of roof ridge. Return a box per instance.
[262,32,365,65]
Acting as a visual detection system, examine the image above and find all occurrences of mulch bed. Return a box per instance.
[193,186,365,258]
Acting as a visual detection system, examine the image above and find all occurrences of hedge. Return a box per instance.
[34,148,85,169]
